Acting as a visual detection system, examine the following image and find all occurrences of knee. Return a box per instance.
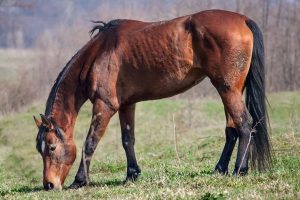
[85,139,97,156]
[85,147,94,156]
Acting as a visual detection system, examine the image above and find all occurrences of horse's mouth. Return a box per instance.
[44,177,62,191]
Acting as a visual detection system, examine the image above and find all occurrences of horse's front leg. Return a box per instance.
[69,99,116,189]
[119,104,141,182]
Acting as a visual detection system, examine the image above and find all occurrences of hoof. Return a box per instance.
[233,167,248,176]
[68,180,87,189]
[123,166,141,183]
[213,164,228,175]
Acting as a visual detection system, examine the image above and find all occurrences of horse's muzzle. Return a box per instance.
[44,182,54,190]
[44,181,62,191]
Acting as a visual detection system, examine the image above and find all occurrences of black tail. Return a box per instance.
[245,19,272,172]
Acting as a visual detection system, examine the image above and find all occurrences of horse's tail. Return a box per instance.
[245,19,272,172]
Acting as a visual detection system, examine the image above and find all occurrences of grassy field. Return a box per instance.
[0,92,299,199]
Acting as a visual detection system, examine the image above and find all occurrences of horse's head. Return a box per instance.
[34,114,76,191]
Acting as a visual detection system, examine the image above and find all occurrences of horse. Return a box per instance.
[33,9,272,191]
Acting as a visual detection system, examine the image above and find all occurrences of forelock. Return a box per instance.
[35,118,64,154]
[36,126,47,153]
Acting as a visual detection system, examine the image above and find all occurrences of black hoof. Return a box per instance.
[68,180,87,189]
[233,167,248,176]
[213,164,228,175]
[123,166,141,183]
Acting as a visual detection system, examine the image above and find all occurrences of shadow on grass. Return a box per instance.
[201,192,225,200]
[89,179,124,187]
[1,179,125,196]
[0,185,44,196]
[65,179,125,191]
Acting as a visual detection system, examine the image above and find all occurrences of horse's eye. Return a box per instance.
[49,144,57,151]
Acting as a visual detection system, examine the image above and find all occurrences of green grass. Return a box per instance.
[0,92,299,199]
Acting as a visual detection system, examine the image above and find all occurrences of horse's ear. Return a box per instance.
[33,115,42,128]
[40,114,53,129]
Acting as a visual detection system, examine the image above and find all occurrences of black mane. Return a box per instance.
[44,63,70,116]
[89,19,123,37]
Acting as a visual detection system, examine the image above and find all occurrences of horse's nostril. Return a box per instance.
[44,182,54,190]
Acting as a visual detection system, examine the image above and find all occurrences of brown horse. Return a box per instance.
[33,10,272,190]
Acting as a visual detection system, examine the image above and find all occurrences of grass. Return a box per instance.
[0,92,299,199]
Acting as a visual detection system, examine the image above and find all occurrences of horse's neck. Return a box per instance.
[48,48,91,136]
[47,35,103,137]
[49,68,87,137]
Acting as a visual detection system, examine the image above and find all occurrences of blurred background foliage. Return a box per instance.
[0,0,300,114]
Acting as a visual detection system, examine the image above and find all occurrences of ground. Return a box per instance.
[0,92,299,199]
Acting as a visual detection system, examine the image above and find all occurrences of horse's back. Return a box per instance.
[113,16,202,103]
[90,10,254,105]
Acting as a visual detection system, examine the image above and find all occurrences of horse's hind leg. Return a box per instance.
[118,104,141,182]
[217,88,253,175]
[214,110,238,174]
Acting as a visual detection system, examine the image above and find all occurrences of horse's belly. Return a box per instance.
[120,63,206,103]
[142,68,206,99]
